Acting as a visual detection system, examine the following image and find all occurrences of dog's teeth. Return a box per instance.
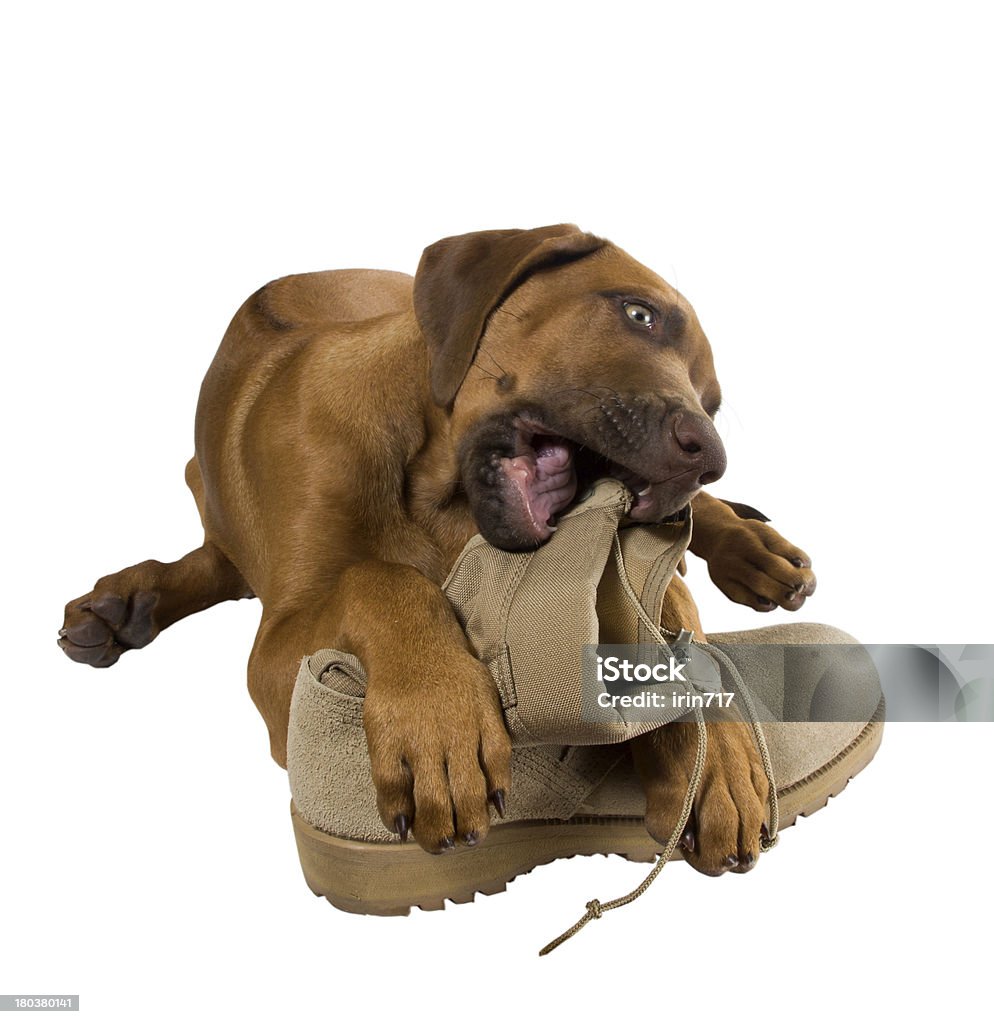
[638,486,652,496]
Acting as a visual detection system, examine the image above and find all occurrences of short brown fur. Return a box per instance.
[60,226,816,869]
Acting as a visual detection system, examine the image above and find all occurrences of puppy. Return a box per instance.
[60,225,816,873]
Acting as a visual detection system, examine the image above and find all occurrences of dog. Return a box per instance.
[59,224,816,875]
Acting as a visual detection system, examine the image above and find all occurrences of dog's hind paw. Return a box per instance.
[59,588,160,667]
[632,716,769,876]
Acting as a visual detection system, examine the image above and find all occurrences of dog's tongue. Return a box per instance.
[502,437,577,542]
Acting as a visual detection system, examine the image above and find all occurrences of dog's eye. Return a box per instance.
[624,301,656,328]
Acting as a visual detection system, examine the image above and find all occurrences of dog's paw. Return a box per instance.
[363,650,512,853]
[59,588,160,667]
[705,518,816,612]
[632,718,769,875]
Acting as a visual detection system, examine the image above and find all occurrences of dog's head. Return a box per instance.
[414,224,725,550]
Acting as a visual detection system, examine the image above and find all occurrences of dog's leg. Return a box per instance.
[630,572,768,874]
[247,559,512,853]
[690,491,817,611]
[245,606,322,768]
[631,714,769,875]
[59,541,252,667]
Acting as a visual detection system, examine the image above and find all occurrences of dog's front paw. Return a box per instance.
[363,650,511,854]
[631,718,769,875]
[705,517,817,612]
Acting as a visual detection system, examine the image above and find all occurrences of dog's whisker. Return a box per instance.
[548,386,608,403]
[476,344,511,378]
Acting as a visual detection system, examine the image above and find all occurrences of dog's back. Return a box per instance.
[189,268,428,598]
[248,269,414,331]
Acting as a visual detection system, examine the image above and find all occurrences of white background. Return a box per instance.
[2,1,991,1021]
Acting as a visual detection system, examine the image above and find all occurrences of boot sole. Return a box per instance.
[292,702,884,915]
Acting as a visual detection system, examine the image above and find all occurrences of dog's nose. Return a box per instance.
[671,411,726,485]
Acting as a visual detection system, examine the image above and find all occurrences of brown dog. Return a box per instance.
[59,225,816,874]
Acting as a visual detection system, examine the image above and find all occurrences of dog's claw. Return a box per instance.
[439,836,455,852]
[723,854,739,870]
[680,826,695,853]
[463,830,480,847]
[490,789,506,818]
[394,814,409,842]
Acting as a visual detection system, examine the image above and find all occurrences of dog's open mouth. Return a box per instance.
[502,433,579,537]
[500,421,697,546]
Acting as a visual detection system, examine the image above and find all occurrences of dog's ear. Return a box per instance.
[414,224,607,407]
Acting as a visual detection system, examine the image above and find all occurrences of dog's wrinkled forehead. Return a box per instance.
[472,239,719,412]
[413,224,713,410]
[497,246,694,341]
